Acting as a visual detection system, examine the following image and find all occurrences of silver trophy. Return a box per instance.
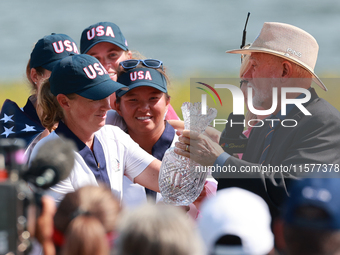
[159,102,217,205]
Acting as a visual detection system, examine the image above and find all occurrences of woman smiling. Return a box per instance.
[113,61,172,206]
[114,61,209,216]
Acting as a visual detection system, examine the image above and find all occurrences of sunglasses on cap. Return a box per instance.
[119,59,163,71]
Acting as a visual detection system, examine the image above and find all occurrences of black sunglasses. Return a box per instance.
[119,59,163,70]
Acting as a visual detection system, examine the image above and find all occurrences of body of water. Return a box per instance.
[1,0,340,83]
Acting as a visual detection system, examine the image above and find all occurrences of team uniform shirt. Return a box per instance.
[105,111,217,214]
[106,110,128,132]
[122,121,177,207]
[29,121,155,203]
[121,121,217,219]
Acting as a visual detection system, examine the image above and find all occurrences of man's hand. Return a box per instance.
[203,126,221,144]
[174,130,224,166]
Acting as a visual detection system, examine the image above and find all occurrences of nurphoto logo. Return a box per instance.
[193,78,312,129]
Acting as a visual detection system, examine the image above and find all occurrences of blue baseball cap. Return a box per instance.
[80,22,128,54]
[30,33,79,71]
[49,54,128,100]
[283,177,340,230]
[116,68,167,97]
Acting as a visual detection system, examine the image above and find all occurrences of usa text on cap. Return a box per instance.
[116,67,167,97]
[80,21,128,54]
[30,33,79,71]
[50,54,128,101]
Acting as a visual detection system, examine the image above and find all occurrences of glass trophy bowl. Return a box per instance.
[159,102,217,206]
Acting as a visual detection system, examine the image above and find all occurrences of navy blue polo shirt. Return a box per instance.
[152,121,176,161]
[55,121,111,188]
[145,121,175,200]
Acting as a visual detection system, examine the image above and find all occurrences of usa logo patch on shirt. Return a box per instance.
[112,158,121,173]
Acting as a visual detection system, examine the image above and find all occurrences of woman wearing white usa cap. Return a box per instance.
[0,33,79,157]
[30,54,161,203]
[80,21,180,125]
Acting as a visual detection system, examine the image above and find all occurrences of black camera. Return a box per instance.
[0,137,75,255]
[0,138,34,255]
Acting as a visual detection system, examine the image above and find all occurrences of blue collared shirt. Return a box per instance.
[55,121,111,188]
[145,121,175,200]
[152,121,175,160]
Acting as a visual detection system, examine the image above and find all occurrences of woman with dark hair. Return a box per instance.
[114,60,212,215]
[113,60,172,206]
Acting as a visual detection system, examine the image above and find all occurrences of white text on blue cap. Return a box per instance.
[83,62,108,79]
[53,40,79,54]
[130,71,152,81]
[87,26,115,40]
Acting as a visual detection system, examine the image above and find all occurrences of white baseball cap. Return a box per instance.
[197,188,274,255]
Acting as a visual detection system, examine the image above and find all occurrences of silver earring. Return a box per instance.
[34,81,37,84]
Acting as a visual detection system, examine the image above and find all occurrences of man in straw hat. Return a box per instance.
[175,22,340,219]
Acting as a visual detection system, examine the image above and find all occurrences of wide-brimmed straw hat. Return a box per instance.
[226,22,327,91]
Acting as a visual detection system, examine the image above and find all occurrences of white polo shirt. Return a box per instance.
[29,122,155,203]
[121,122,178,208]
